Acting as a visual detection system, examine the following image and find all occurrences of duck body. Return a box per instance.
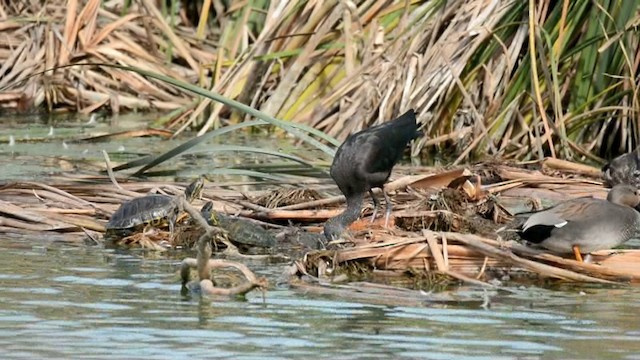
[602,147,640,188]
[517,184,640,257]
[519,198,640,254]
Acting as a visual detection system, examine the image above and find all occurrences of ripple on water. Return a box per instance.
[392,306,568,322]
[215,315,309,329]
[52,275,134,287]
[2,287,61,295]
[133,281,178,291]
[22,300,132,311]
[66,267,112,273]
[345,331,561,353]
[1,236,640,359]
[0,274,28,280]
[0,310,39,323]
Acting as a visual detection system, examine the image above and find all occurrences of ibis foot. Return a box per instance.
[382,190,393,228]
[369,189,380,223]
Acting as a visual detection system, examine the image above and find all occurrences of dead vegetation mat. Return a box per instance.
[2,159,640,293]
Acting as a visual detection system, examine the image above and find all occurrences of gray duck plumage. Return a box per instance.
[517,184,640,260]
[602,147,640,188]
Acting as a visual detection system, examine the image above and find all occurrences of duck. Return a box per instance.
[602,147,640,188]
[324,109,422,242]
[517,184,640,262]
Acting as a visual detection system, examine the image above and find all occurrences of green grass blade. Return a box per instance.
[187,144,323,170]
[126,120,267,174]
[97,64,339,156]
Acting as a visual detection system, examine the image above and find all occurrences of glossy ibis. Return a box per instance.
[324,109,421,241]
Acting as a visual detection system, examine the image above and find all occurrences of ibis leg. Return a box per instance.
[369,189,380,223]
[572,245,583,262]
[168,212,177,240]
[383,190,392,228]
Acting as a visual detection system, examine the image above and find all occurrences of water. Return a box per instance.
[0,238,639,359]
[0,113,328,182]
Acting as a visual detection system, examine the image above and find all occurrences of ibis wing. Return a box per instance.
[361,134,398,174]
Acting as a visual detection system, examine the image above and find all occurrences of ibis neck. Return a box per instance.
[331,192,365,231]
[341,192,365,225]
[324,192,365,241]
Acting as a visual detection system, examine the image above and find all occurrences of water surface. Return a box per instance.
[0,238,639,359]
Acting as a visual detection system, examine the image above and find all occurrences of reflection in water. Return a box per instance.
[0,116,329,182]
[0,238,639,359]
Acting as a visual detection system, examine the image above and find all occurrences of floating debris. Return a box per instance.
[253,188,323,208]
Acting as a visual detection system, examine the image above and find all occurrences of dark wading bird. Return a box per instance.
[517,184,640,262]
[323,109,422,242]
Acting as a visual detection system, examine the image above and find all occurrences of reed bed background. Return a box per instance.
[1,0,639,163]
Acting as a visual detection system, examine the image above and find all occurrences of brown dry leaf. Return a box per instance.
[76,0,100,48]
[88,13,142,49]
[59,0,79,66]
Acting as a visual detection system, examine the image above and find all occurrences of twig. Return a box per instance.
[440,231,617,284]
[180,199,237,252]
[541,157,602,177]
[423,230,447,271]
[22,182,93,207]
[102,150,123,190]
[180,232,268,297]
[278,195,344,210]
[181,258,268,296]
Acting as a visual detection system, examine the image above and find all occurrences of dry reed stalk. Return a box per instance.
[508,243,640,282]
[277,195,344,211]
[1,1,637,166]
[0,178,254,240]
[501,184,608,202]
[249,208,340,221]
[305,224,632,284]
[380,258,501,274]
[442,232,618,283]
[0,200,83,231]
[0,0,211,113]
[337,237,504,276]
[274,171,451,212]
[424,230,447,271]
[541,158,602,177]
